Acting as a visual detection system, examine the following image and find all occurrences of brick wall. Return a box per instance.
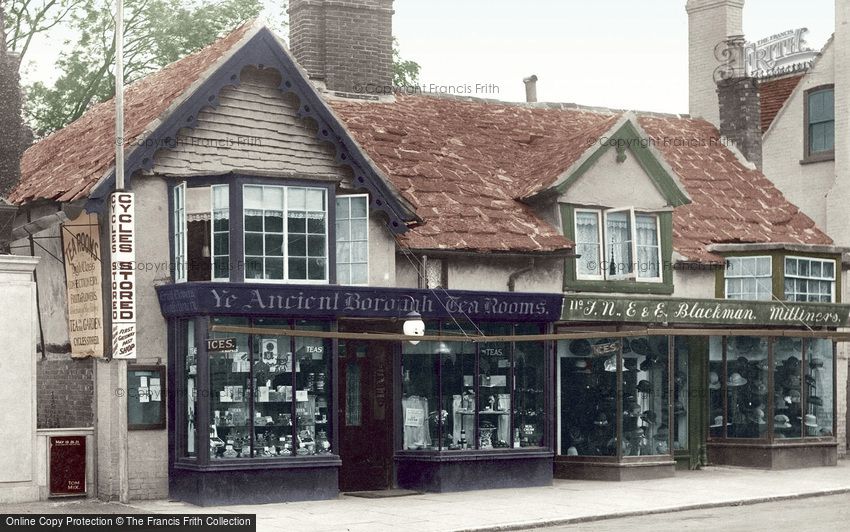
[289,0,394,93]
[37,355,94,428]
[718,77,763,168]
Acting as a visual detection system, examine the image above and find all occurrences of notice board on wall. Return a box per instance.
[128,366,166,430]
[49,436,86,496]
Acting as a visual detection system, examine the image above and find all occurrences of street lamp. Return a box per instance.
[402,310,425,345]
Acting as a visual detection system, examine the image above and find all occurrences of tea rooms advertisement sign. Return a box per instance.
[62,213,104,358]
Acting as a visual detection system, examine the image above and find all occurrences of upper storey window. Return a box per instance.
[574,207,661,283]
[805,86,835,161]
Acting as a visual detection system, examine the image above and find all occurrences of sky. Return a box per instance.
[18,0,835,115]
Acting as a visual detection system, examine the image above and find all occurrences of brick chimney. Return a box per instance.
[717,35,762,168]
[0,4,28,197]
[686,0,744,126]
[288,0,395,94]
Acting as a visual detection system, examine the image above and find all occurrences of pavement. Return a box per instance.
[5,461,850,531]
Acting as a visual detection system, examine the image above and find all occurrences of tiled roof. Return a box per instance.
[637,115,831,263]
[9,22,832,259]
[333,95,832,262]
[330,95,617,253]
[8,20,257,204]
[759,74,804,133]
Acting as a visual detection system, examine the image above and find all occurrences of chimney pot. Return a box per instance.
[523,75,538,103]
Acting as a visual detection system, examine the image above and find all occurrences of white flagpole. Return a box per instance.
[115,0,124,190]
[113,0,131,506]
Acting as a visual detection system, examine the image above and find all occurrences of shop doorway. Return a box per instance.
[338,339,394,492]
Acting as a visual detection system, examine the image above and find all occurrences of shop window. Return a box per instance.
[401,322,547,451]
[726,336,768,439]
[207,317,332,459]
[574,208,661,282]
[806,338,834,437]
[558,336,669,457]
[335,195,369,285]
[724,256,772,301]
[183,320,197,457]
[244,185,328,282]
[708,337,724,438]
[672,337,689,451]
[805,86,835,159]
[707,336,833,442]
[784,256,835,303]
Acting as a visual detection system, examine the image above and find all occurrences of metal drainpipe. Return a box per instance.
[508,259,535,292]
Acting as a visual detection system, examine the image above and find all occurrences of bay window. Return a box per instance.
[784,257,835,303]
[172,179,371,286]
[244,185,328,282]
[725,256,772,301]
[574,207,661,282]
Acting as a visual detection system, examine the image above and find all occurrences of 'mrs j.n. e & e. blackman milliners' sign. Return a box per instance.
[562,295,850,328]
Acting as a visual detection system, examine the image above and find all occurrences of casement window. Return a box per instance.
[725,256,772,301]
[173,182,187,283]
[243,185,328,282]
[210,185,230,281]
[806,87,835,159]
[335,195,369,285]
[574,207,661,282]
[784,256,835,303]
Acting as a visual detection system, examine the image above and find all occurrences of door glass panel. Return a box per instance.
[673,337,689,451]
[514,323,546,448]
[708,336,724,438]
[727,336,768,439]
[478,323,511,450]
[345,362,362,427]
[623,336,669,456]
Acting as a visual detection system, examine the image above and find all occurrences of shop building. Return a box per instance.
[6,1,850,505]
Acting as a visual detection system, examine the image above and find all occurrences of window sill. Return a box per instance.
[800,152,835,165]
[175,454,341,472]
[565,278,674,296]
[395,448,553,462]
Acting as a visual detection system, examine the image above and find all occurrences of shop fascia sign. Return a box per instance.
[562,295,850,328]
[156,283,564,322]
[745,28,818,78]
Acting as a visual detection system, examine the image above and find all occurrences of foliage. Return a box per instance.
[392,37,420,88]
[23,0,265,136]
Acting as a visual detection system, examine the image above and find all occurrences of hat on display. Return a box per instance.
[804,414,818,428]
[593,412,609,427]
[641,410,657,424]
[789,389,802,404]
[574,359,589,372]
[637,380,653,394]
[709,372,721,390]
[604,355,628,373]
[809,358,824,369]
[774,414,792,429]
[625,402,641,417]
[784,356,801,370]
[655,424,669,441]
[805,374,816,388]
[622,338,632,353]
[736,356,750,368]
[809,395,824,407]
[755,381,768,395]
[776,337,802,354]
[631,338,651,356]
[569,339,592,357]
[734,336,760,352]
[710,415,724,428]
[787,375,801,389]
[639,357,660,372]
[727,372,748,387]
[566,446,579,456]
[674,400,686,416]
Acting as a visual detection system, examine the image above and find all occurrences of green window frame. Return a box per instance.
[805,86,835,160]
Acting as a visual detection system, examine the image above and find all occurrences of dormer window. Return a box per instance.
[574,207,661,282]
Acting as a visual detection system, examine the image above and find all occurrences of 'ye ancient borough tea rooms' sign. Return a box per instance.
[562,296,850,328]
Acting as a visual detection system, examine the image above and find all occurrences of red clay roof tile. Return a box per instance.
[759,74,804,133]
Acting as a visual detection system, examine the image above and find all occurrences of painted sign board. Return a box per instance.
[110,192,136,359]
[562,295,850,328]
[62,213,104,358]
[157,283,564,322]
[49,436,86,496]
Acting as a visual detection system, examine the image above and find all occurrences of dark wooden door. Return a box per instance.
[338,341,393,492]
